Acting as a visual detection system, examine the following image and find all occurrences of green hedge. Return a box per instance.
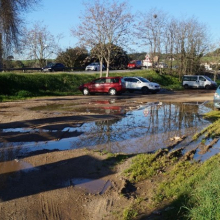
[0,71,181,100]
[0,73,99,97]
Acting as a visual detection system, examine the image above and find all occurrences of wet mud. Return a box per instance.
[0,91,218,220]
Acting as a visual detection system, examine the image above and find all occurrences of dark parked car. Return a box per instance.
[42,63,65,72]
[79,77,126,95]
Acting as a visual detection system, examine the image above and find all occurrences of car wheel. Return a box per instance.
[94,68,97,71]
[142,87,149,94]
[184,84,189,89]
[205,85,210,90]
[128,89,134,93]
[109,88,117,95]
[83,88,90,95]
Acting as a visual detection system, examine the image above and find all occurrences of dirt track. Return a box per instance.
[0,90,215,220]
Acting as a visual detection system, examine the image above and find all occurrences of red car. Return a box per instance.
[79,77,126,95]
[127,60,142,69]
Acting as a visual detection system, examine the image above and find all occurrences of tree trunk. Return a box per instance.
[0,33,3,69]
[99,58,103,77]
[106,61,110,77]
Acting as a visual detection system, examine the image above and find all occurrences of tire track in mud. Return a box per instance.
[40,194,62,220]
[38,188,88,220]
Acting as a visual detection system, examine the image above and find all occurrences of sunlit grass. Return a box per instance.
[193,110,220,139]
[122,147,220,219]
[124,150,177,182]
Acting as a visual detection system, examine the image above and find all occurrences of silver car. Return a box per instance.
[85,62,105,71]
[123,76,160,94]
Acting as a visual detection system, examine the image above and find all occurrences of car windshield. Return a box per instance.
[137,77,150,82]
[90,63,99,66]
[46,63,55,68]
[204,76,212,81]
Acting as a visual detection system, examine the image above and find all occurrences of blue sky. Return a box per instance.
[24,0,220,51]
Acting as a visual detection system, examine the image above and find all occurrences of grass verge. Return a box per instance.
[121,147,220,219]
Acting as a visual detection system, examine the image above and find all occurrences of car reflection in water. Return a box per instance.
[0,101,215,162]
[77,105,125,115]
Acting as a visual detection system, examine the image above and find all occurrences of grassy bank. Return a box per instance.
[116,148,220,219]
[117,110,220,219]
[0,70,181,101]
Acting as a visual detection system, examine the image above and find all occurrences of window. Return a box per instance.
[183,76,197,81]
[138,77,150,83]
[94,78,106,84]
[111,78,119,83]
[106,78,111,83]
[199,77,206,81]
[124,78,132,82]
[131,78,139,83]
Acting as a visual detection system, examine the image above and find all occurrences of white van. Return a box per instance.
[182,75,217,89]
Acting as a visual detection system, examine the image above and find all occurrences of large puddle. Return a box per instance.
[2,100,219,197]
[0,101,218,163]
[30,98,129,115]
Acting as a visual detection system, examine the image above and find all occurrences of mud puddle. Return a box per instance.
[0,159,35,174]
[60,178,112,195]
[29,98,138,115]
[0,101,217,162]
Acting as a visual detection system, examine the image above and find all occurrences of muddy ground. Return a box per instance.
[0,90,215,220]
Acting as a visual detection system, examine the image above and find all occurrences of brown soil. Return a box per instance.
[0,90,215,220]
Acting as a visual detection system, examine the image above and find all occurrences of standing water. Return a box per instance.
[0,101,215,162]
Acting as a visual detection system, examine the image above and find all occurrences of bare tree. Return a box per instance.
[174,17,209,78]
[20,22,62,67]
[135,8,168,66]
[0,0,40,61]
[163,17,178,70]
[205,43,220,81]
[72,0,133,77]
[136,8,209,77]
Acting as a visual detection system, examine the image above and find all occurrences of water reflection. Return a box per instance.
[71,102,211,153]
[29,98,125,115]
[0,102,213,161]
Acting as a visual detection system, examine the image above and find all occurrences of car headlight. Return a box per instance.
[149,83,158,88]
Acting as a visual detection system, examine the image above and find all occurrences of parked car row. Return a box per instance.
[41,62,170,72]
[41,61,178,72]
[78,76,161,96]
